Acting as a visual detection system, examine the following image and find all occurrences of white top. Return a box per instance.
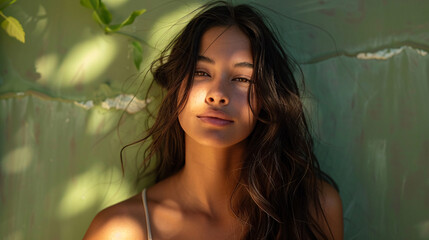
[142,188,153,240]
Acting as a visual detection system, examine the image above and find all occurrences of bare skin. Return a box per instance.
[83,26,343,240]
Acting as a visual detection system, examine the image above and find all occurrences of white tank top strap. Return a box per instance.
[142,188,153,240]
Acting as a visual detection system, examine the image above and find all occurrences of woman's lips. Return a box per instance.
[197,109,234,126]
[197,116,234,126]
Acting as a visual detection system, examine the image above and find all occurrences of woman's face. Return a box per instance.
[178,26,258,148]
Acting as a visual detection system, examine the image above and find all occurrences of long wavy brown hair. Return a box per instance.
[121,1,338,239]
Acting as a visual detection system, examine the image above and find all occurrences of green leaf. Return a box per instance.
[0,0,16,10]
[95,2,111,25]
[1,15,25,43]
[80,0,99,10]
[104,24,119,33]
[121,9,146,27]
[80,0,91,9]
[90,0,100,9]
[106,9,146,33]
[132,41,143,70]
[92,11,104,26]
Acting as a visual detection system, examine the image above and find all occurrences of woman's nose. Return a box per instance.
[205,80,229,106]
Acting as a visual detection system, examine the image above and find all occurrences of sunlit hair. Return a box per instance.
[121,1,338,239]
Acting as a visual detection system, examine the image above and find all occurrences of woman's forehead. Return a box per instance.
[198,26,253,65]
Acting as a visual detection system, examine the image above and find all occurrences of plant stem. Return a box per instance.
[109,30,151,48]
[115,31,157,50]
[0,10,8,20]
[114,30,141,41]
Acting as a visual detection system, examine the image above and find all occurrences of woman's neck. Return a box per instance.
[172,135,246,219]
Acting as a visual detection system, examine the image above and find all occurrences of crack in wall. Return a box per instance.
[0,91,151,114]
[301,43,429,64]
[356,46,428,60]
[75,94,152,114]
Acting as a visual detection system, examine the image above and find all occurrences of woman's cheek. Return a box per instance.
[191,85,208,105]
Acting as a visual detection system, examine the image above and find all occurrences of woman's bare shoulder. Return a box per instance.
[314,180,344,240]
[83,192,148,240]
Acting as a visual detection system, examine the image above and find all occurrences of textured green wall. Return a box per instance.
[1,0,428,239]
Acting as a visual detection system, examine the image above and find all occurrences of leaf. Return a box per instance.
[95,2,111,25]
[80,0,92,9]
[132,41,143,70]
[80,0,99,10]
[121,9,146,27]
[106,9,146,33]
[104,25,120,33]
[0,0,16,10]
[92,11,104,26]
[1,15,25,43]
[90,0,100,9]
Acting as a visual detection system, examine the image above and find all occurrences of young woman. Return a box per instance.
[84,1,343,239]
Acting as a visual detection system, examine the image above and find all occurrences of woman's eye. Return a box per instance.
[194,71,210,77]
[233,78,253,83]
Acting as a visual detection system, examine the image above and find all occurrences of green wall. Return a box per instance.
[1,0,428,239]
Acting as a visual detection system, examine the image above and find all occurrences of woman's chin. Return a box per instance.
[186,134,247,149]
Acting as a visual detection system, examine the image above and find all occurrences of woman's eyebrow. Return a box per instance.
[197,55,253,69]
[197,55,215,64]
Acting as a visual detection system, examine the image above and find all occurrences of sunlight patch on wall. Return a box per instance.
[147,3,201,51]
[134,3,201,70]
[3,230,23,240]
[35,53,59,83]
[57,163,103,219]
[103,0,130,8]
[1,146,34,174]
[418,220,429,239]
[53,36,118,88]
[57,164,132,218]
[84,108,115,135]
[58,165,103,218]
